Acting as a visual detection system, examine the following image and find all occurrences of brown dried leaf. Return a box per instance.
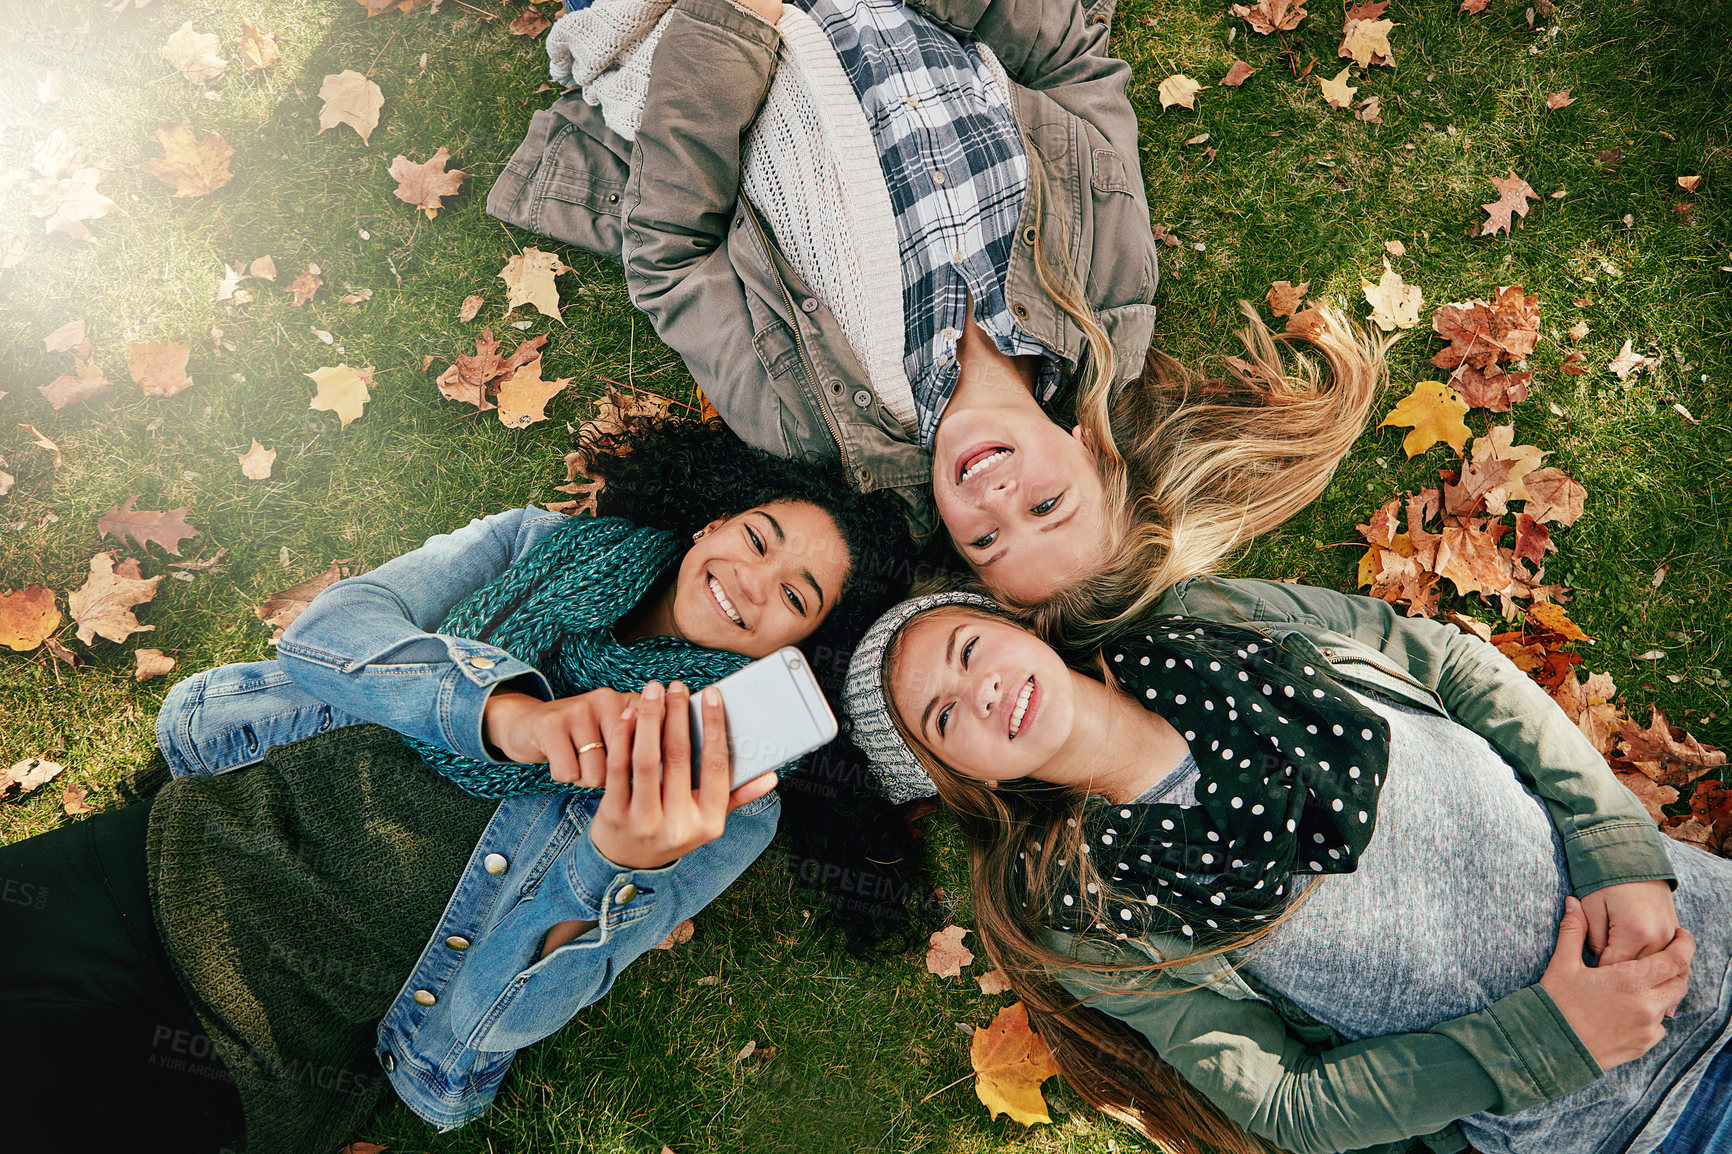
[1617,706,1726,788]
[134,647,176,680]
[239,20,281,69]
[318,71,385,144]
[63,782,95,815]
[496,359,572,429]
[2,757,66,800]
[1607,339,1660,381]
[1545,88,1574,110]
[20,423,64,467]
[41,356,112,409]
[162,21,226,84]
[1221,60,1258,86]
[1520,467,1585,526]
[1430,287,1541,372]
[68,552,160,645]
[1232,0,1307,34]
[927,924,975,978]
[287,268,323,306]
[550,477,603,517]
[499,248,572,321]
[237,440,276,480]
[459,295,485,323]
[1615,767,1677,825]
[1560,350,1587,375]
[0,586,62,651]
[250,255,278,281]
[307,364,374,427]
[977,969,1014,995]
[390,147,468,219]
[1266,280,1308,317]
[128,340,194,397]
[509,8,552,36]
[1480,171,1535,238]
[139,123,234,197]
[99,496,200,555]
[42,319,86,352]
[256,560,369,640]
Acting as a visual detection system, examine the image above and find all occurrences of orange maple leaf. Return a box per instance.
[98,495,200,555]
[389,147,468,219]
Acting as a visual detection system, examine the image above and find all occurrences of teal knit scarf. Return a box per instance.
[403,515,751,797]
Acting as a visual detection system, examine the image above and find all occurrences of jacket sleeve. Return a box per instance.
[620,0,780,409]
[274,507,562,763]
[1171,577,1677,897]
[1052,936,1602,1154]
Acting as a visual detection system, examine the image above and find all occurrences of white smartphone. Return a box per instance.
[688,647,838,789]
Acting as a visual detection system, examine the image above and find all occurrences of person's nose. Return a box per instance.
[973,671,1002,717]
[735,561,768,606]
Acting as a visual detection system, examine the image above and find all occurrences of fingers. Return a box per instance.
[696,686,731,809]
[630,681,667,824]
[1581,894,1609,960]
[1547,895,1588,973]
[661,681,694,805]
[728,769,778,812]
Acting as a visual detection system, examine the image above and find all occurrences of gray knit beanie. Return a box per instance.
[842,591,1001,804]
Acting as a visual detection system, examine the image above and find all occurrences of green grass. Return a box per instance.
[1,0,1727,1150]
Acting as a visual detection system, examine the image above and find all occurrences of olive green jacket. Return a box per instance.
[1047,576,1676,1154]
[488,0,1157,537]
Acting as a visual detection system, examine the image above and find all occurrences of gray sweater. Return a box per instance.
[1139,674,1732,1154]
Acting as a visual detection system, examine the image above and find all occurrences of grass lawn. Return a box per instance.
[0,0,1726,1150]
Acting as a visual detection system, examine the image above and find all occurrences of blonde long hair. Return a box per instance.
[1018,148,1392,648]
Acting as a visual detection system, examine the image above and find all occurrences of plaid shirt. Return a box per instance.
[798,0,1054,448]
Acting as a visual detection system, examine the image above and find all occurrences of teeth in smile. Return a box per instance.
[961,449,1011,482]
[1009,677,1034,738]
[709,575,743,625]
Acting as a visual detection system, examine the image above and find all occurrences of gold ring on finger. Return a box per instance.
[576,741,605,756]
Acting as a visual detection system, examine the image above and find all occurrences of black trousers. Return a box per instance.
[0,799,246,1153]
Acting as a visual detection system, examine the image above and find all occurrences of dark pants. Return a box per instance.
[0,800,245,1153]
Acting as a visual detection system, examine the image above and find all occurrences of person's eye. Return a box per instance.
[961,636,976,669]
[746,525,765,554]
[783,586,806,615]
[969,530,997,549]
[1032,495,1061,516]
[937,704,953,737]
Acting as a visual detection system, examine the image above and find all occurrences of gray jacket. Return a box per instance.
[488,0,1157,536]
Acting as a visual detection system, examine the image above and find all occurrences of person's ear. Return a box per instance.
[1071,423,1096,457]
[693,515,728,542]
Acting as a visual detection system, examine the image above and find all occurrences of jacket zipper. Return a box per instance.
[740,196,851,473]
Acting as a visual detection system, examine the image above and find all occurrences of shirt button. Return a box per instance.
[614,883,640,906]
[941,326,960,341]
[484,853,509,876]
[852,389,872,409]
[951,251,965,265]
[904,96,917,108]
[932,171,946,185]
[800,297,818,314]
[413,989,438,1006]
[470,656,495,670]
[445,935,471,951]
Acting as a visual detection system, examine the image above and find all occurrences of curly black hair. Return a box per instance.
[584,418,937,950]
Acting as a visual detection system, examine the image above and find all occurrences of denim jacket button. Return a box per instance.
[614,883,640,906]
[381,1051,395,1072]
[445,935,471,951]
[484,853,509,876]
[414,989,438,1006]
[470,656,496,670]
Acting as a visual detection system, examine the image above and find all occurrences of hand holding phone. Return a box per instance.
[585,681,778,870]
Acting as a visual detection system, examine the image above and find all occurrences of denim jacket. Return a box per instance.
[486,0,1156,537]
[1047,576,1677,1154]
[155,507,780,1130]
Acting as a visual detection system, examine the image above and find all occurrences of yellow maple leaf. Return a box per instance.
[496,359,571,429]
[1340,17,1395,67]
[499,248,573,321]
[1361,258,1422,331]
[1380,380,1470,457]
[972,1002,1059,1127]
[139,123,234,198]
[128,340,195,397]
[239,20,281,69]
[0,586,62,651]
[68,553,160,646]
[318,71,384,144]
[307,364,374,427]
[1157,73,1204,111]
[1320,67,1358,109]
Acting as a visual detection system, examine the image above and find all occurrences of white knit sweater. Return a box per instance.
[548,0,923,429]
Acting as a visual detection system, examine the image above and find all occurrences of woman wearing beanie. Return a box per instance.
[0,420,916,1154]
[492,0,1388,623]
[840,583,1731,1154]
